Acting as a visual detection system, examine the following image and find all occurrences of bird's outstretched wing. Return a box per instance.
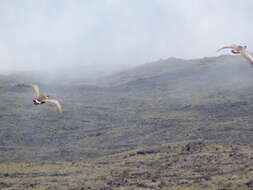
[18,83,40,98]
[216,45,238,52]
[241,51,253,67]
[45,99,63,115]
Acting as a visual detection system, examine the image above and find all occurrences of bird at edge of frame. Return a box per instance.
[217,44,253,67]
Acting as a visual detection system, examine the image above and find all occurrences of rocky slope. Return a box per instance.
[1,54,253,162]
[1,141,253,190]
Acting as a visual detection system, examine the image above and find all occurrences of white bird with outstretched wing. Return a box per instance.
[18,83,63,117]
[217,44,253,67]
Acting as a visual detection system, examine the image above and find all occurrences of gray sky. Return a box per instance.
[1,0,253,74]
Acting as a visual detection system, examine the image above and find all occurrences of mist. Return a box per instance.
[1,0,253,80]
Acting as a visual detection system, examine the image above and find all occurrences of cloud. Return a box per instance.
[0,0,253,74]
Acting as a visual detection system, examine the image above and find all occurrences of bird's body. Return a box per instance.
[33,95,49,105]
[217,44,253,67]
[18,83,63,116]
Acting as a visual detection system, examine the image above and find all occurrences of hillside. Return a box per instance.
[1,54,253,162]
[1,141,253,190]
[100,55,253,88]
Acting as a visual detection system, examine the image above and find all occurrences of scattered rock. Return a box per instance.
[245,180,253,187]
[183,141,204,153]
[0,182,11,188]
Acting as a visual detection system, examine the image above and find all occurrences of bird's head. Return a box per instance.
[237,45,246,51]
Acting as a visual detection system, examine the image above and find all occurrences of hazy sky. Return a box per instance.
[1,0,253,73]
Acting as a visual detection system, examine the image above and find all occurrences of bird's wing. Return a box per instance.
[241,51,253,67]
[19,84,40,98]
[45,99,63,115]
[216,45,238,52]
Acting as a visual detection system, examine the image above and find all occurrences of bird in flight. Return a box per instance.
[217,44,253,67]
[18,83,63,116]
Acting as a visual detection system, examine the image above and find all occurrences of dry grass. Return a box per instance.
[1,141,253,190]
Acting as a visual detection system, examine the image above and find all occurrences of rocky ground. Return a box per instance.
[1,55,253,189]
[1,141,253,190]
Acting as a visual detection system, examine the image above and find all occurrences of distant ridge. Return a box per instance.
[99,54,253,90]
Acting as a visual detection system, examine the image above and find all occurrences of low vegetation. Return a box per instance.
[1,141,253,190]
[1,55,253,189]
